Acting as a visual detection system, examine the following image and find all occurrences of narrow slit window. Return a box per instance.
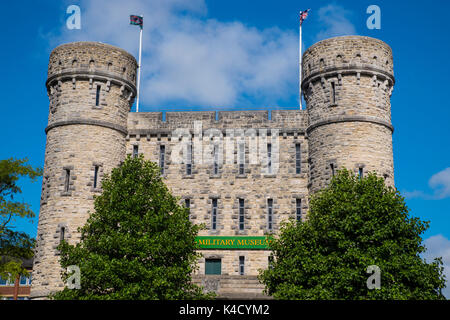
[359,167,364,179]
[238,143,245,175]
[267,198,273,231]
[239,199,245,231]
[267,143,272,174]
[331,82,336,104]
[159,145,165,174]
[213,144,219,175]
[186,143,192,175]
[95,85,101,106]
[295,143,301,174]
[185,198,190,211]
[64,169,70,192]
[60,227,65,243]
[296,199,302,222]
[239,256,245,275]
[133,145,139,158]
[330,163,335,177]
[93,166,99,189]
[211,199,218,230]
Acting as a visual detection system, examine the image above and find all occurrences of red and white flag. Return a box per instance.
[299,9,310,25]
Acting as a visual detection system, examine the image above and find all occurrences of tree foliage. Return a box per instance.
[0,158,41,282]
[259,169,446,299]
[52,155,211,300]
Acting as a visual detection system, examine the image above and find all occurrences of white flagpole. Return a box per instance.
[299,17,302,110]
[136,15,143,112]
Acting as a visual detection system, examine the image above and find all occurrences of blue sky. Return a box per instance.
[1,0,449,295]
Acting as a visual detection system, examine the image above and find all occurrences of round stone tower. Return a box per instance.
[302,36,395,193]
[31,42,137,298]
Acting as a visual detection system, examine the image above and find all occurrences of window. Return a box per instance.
[93,166,99,189]
[0,276,7,286]
[238,143,245,175]
[267,199,273,231]
[331,81,336,104]
[211,199,218,230]
[330,163,335,177]
[205,258,221,275]
[159,145,165,174]
[60,227,65,243]
[267,143,272,174]
[133,145,139,158]
[64,169,70,192]
[295,143,301,174]
[19,275,31,286]
[359,167,364,179]
[296,199,302,222]
[239,199,245,231]
[239,256,245,275]
[95,85,101,106]
[186,143,192,175]
[213,144,219,175]
[185,198,190,210]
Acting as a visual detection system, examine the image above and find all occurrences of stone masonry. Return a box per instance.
[31,36,395,299]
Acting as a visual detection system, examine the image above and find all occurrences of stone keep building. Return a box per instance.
[31,36,395,299]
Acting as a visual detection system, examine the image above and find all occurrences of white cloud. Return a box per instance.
[315,4,357,42]
[429,168,450,199]
[403,167,450,200]
[48,0,298,110]
[423,234,450,298]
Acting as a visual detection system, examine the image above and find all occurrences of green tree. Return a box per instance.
[259,169,446,299]
[0,158,42,283]
[52,155,211,300]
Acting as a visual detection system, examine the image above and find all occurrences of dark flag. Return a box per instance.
[130,15,143,29]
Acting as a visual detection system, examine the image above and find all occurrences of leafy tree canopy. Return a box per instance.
[52,155,211,300]
[0,158,42,282]
[259,169,446,299]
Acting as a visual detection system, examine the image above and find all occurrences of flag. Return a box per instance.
[130,15,143,28]
[299,9,310,25]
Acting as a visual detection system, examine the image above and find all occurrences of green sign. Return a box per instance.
[195,236,272,250]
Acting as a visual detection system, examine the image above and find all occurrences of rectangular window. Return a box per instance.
[331,81,336,104]
[186,143,192,175]
[64,169,70,192]
[19,275,30,286]
[239,256,245,275]
[93,166,99,189]
[295,143,301,174]
[60,227,65,243]
[205,258,221,275]
[267,198,273,231]
[238,143,245,175]
[0,276,7,286]
[239,199,245,231]
[95,85,101,106]
[185,198,190,210]
[330,163,335,177]
[133,145,139,158]
[267,143,272,174]
[211,198,218,230]
[359,167,364,179]
[296,199,302,222]
[213,145,219,175]
[159,145,165,174]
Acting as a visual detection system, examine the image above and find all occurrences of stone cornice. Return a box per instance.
[46,69,137,95]
[45,119,128,135]
[307,115,394,134]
